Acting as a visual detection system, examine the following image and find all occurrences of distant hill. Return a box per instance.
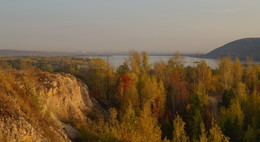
[204,38,260,61]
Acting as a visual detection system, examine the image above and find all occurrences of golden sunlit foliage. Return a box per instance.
[0,51,259,142]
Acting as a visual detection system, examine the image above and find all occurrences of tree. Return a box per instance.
[244,59,259,92]
[173,115,189,142]
[232,58,242,88]
[234,82,247,102]
[153,60,167,83]
[219,100,244,142]
[138,74,166,116]
[108,108,118,127]
[218,57,233,90]
[141,51,151,73]
[219,100,244,128]
[199,123,208,142]
[137,102,162,142]
[242,91,260,135]
[129,50,141,75]
[117,73,139,113]
[208,122,229,142]
[121,103,136,128]
[191,110,204,141]
[195,60,214,92]
[116,60,130,75]
[156,80,166,116]
[222,116,242,142]
[84,58,114,101]
[220,89,235,108]
[243,125,257,142]
[167,69,190,115]
[168,52,184,69]
[194,82,208,106]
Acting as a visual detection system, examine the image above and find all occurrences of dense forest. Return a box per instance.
[0,51,259,142]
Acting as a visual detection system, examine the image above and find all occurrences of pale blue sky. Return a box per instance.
[1,0,260,53]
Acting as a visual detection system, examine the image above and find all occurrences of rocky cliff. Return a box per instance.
[0,69,103,142]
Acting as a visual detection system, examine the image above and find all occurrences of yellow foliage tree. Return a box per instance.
[218,57,233,90]
[173,115,189,142]
[129,50,141,75]
[136,102,162,142]
[208,122,229,142]
[199,123,208,142]
[232,58,242,88]
[219,100,244,128]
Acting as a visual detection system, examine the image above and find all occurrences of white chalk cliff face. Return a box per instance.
[0,70,102,142]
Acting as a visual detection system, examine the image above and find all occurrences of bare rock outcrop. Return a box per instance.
[0,69,103,142]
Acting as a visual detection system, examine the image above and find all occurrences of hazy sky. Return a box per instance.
[1,0,260,53]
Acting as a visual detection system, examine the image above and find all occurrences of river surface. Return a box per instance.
[85,55,219,69]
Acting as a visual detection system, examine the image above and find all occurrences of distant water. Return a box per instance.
[86,55,219,69]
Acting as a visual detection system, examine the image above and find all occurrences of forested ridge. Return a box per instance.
[0,51,259,142]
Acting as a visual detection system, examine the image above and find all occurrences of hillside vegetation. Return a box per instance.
[0,51,260,142]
